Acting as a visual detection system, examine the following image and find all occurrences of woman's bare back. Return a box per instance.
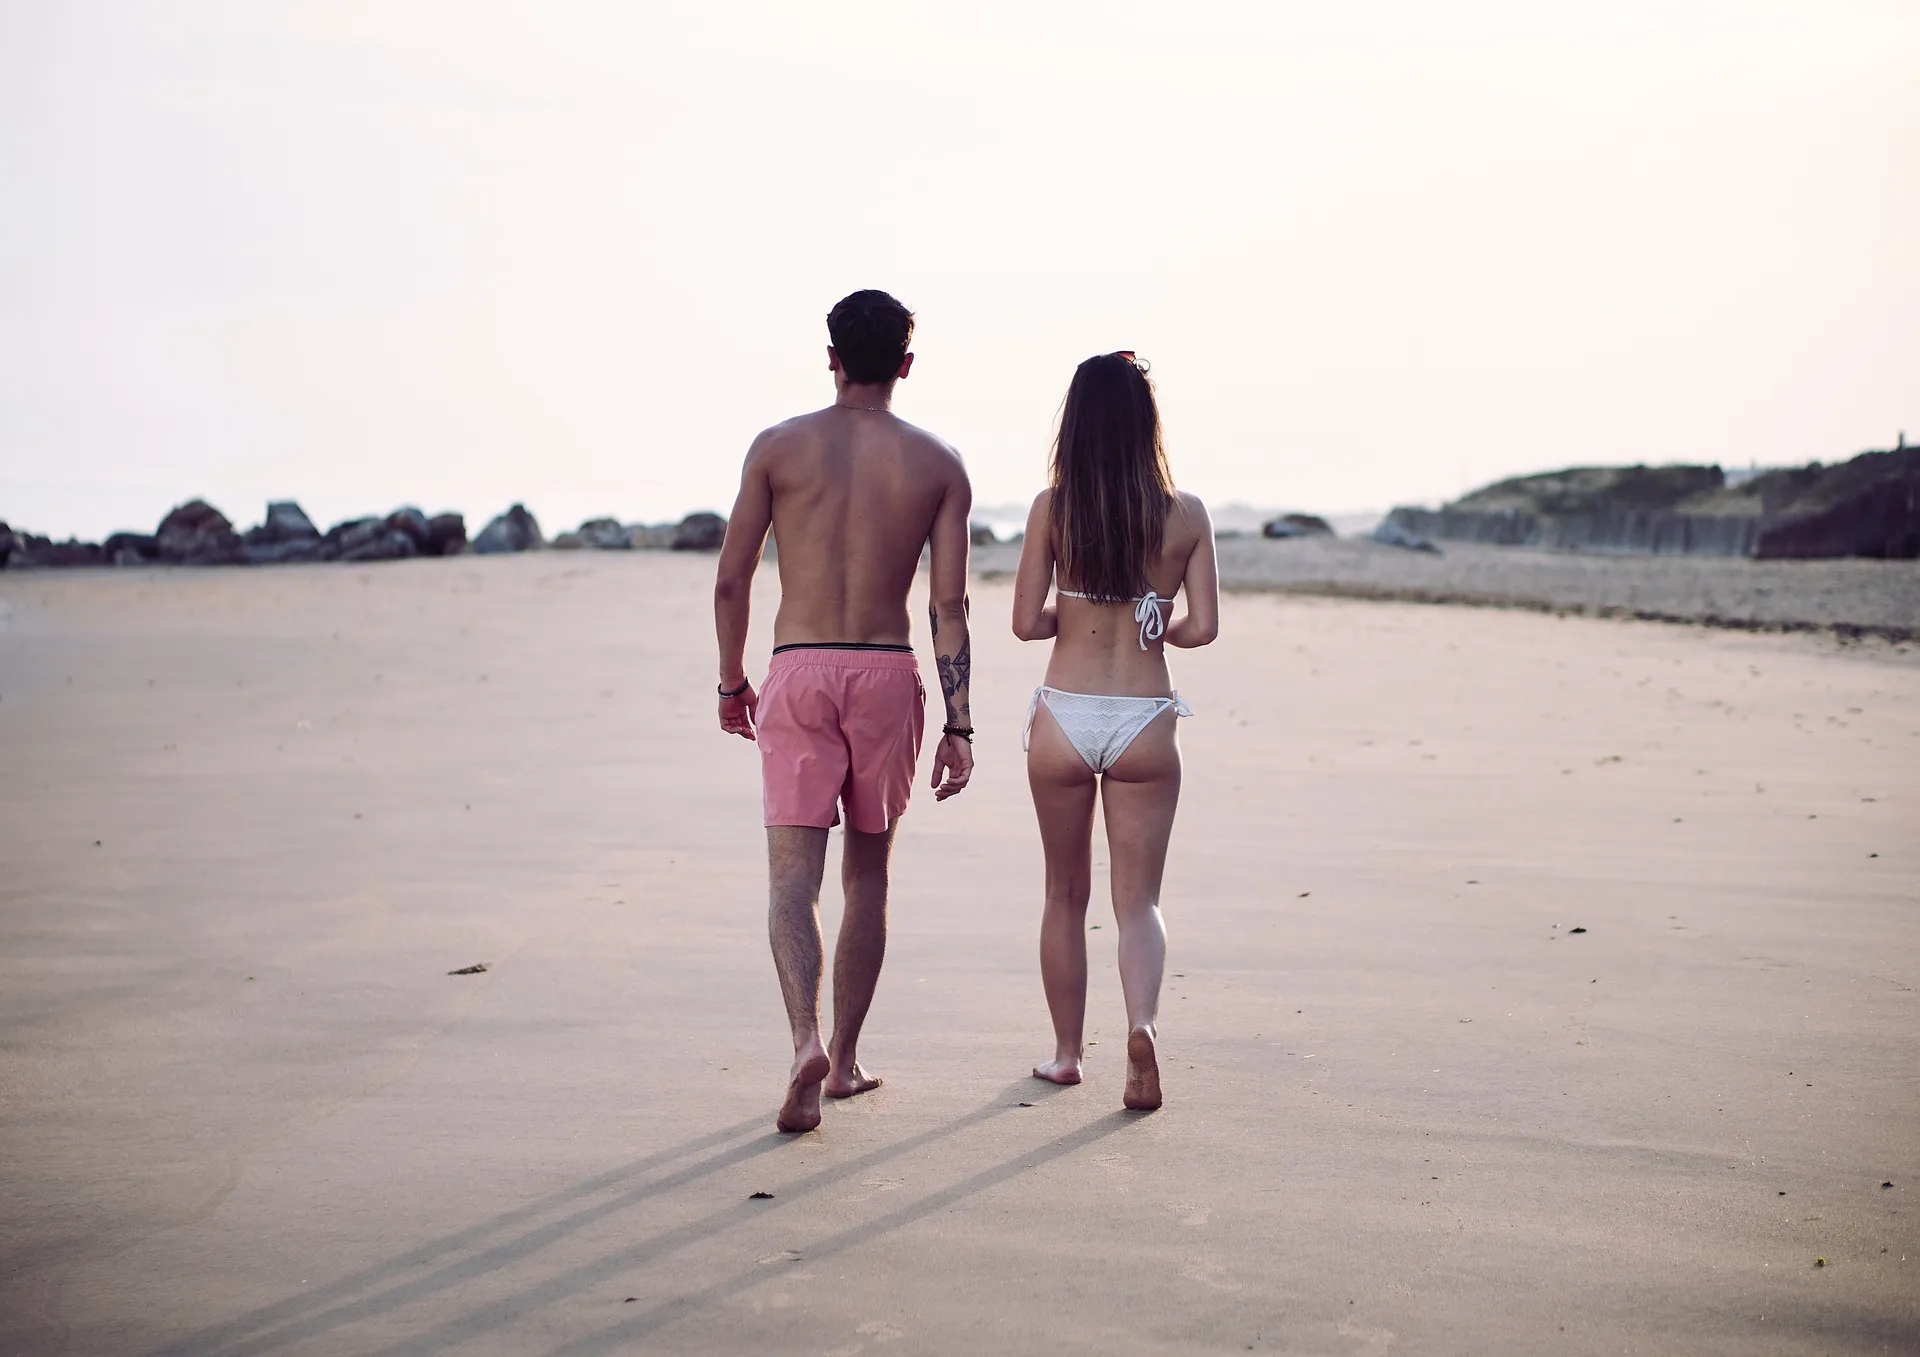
[1010,488,1221,696]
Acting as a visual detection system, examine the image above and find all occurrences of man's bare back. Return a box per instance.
[739,406,969,648]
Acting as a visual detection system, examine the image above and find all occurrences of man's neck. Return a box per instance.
[833,381,896,413]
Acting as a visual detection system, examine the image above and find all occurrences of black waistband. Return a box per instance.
[772,642,915,655]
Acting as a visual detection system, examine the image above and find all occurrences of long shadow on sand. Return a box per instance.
[163,1080,1081,1357]
[540,1105,1139,1357]
[143,1113,772,1357]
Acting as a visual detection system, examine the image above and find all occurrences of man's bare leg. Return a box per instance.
[826,820,895,1098]
[768,826,832,1131]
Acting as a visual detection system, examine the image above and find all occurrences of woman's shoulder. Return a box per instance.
[1169,489,1212,532]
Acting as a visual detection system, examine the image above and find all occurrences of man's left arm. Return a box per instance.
[714,438,773,739]
[926,462,973,800]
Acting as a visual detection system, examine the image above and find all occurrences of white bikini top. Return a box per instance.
[1056,588,1171,651]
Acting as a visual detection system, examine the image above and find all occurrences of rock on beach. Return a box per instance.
[156,500,244,566]
[471,505,544,555]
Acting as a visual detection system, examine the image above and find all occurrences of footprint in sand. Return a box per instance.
[1179,1258,1242,1292]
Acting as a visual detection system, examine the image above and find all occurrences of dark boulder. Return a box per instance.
[243,501,320,545]
[472,504,544,554]
[5,532,106,567]
[578,518,632,550]
[0,522,14,567]
[970,522,998,547]
[156,500,243,565]
[426,512,467,556]
[1372,516,1440,553]
[345,530,419,562]
[320,516,418,563]
[46,539,107,566]
[1263,513,1334,539]
[384,507,433,551]
[671,511,727,552]
[246,539,326,565]
[4,530,46,566]
[104,532,161,566]
[239,501,322,564]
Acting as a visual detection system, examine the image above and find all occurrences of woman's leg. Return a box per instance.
[1101,709,1182,1109]
[1027,700,1098,1083]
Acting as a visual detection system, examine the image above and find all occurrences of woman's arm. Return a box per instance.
[1164,494,1219,649]
[1010,490,1059,642]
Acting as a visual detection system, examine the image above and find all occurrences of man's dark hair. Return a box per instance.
[827,290,915,385]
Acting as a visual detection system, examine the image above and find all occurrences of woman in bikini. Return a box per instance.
[1011,351,1220,1110]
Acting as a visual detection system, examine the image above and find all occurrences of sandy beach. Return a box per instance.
[1,552,1915,1355]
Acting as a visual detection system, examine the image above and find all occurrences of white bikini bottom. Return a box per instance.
[1023,687,1193,773]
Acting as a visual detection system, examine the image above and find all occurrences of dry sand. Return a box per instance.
[1,553,1915,1355]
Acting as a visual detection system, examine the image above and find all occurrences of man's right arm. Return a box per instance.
[926,458,973,800]
[714,436,774,739]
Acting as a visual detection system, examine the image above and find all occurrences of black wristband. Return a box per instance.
[718,678,749,699]
[942,725,974,742]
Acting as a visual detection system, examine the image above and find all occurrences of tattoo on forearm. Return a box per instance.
[937,633,971,726]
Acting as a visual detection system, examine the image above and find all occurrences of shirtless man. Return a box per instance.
[713,289,975,1133]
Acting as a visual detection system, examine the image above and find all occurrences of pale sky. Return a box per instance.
[3,1,1915,540]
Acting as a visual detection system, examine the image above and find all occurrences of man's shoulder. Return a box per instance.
[892,418,967,479]
[751,408,829,451]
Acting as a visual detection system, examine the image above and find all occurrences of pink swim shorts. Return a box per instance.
[758,646,926,834]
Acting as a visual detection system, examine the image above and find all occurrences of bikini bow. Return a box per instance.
[1134,592,1167,650]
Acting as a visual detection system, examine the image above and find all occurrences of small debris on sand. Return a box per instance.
[447,963,488,975]
[1018,1101,1035,1108]
[1569,927,1588,934]
[623,1297,636,1303]
[1815,1257,1826,1268]
[1884,1181,1895,1189]
[749,1190,774,1200]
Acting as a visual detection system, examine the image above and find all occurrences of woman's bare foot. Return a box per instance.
[1032,1058,1082,1085]
[824,1060,882,1099]
[777,1044,832,1132]
[1123,1026,1161,1111]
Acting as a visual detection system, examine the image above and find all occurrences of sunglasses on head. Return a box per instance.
[1115,351,1150,374]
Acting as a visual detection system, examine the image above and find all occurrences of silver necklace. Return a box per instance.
[836,402,891,413]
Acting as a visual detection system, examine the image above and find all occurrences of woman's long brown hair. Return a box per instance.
[1048,352,1174,602]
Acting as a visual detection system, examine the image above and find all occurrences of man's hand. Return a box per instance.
[719,682,759,740]
[930,732,973,800]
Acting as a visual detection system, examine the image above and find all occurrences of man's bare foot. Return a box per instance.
[824,1060,883,1099]
[1123,1026,1161,1111]
[777,1044,831,1132]
[1032,1058,1082,1085]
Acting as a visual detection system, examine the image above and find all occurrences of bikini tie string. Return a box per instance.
[1133,592,1167,650]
